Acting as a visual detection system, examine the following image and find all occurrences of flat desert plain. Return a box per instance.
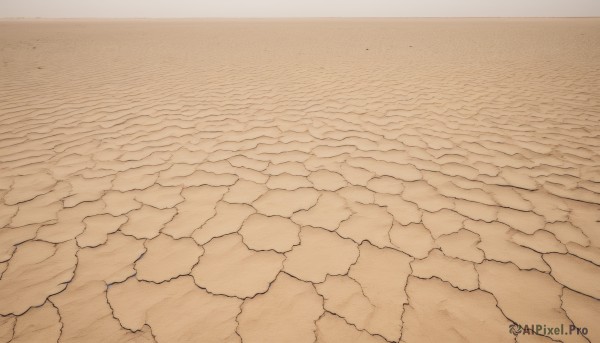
[0,19,599,343]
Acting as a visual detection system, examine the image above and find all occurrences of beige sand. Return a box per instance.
[1,19,600,342]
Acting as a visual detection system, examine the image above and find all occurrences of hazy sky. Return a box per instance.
[1,0,599,18]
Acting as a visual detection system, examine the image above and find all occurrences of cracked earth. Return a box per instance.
[1,19,600,343]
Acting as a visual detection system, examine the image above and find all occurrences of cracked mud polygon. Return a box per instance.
[0,19,599,343]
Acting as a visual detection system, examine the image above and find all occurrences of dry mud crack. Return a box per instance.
[1,19,600,342]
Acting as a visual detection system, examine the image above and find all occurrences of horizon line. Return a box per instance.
[2,16,600,20]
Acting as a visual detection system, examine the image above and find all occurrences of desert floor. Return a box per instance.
[0,19,599,343]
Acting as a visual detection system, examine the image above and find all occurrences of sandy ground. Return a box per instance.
[0,19,599,343]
